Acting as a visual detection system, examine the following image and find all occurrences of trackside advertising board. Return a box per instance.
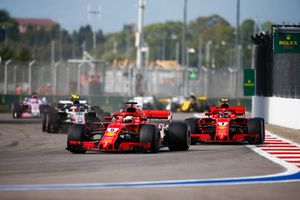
[273,32,300,53]
[243,69,255,96]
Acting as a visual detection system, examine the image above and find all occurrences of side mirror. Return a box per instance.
[104,116,112,122]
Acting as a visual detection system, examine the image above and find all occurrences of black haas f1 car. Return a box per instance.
[185,98,265,144]
[12,95,47,118]
[66,102,191,153]
[42,98,106,133]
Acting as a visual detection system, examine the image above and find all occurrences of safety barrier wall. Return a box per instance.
[252,96,300,130]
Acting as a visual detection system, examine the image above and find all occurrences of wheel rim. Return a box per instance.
[187,127,191,146]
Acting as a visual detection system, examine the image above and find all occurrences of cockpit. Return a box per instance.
[212,110,236,118]
[123,115,134,123]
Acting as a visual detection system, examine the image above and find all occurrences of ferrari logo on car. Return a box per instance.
[107,128,119,132]
[217,122,228,127]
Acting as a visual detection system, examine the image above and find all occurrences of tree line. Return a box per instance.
[0,9,272,68]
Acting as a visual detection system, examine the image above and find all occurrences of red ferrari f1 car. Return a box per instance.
[66,102,191,153]
[185,98,265,144]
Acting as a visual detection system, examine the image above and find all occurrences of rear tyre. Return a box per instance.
[255,117,265,143]
[67,124,86,154]
[185,118,199,145]
[140,124,160,153]
[168,121,191,151]
[247,118,265,144]
[91,106,104,121]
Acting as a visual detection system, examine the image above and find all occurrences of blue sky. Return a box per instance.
[1,0,299,33]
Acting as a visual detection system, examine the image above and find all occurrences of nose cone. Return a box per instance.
[215,118,230,141]
[99,125,121,150]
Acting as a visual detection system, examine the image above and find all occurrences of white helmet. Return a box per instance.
[124,115,133,123]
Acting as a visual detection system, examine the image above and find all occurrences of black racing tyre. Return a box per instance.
[170,103,179,112]
[185,118,199,134]
[85,112,97,124]
[41,113,47,132]
[168,121,191,151]
[247,118,265,144]
[254,117,265,143]
[185,118,199,145]
[91,106,106,121]
[140,124,160,153]
[12,103,22,118]
[67,124,86,154]
[46,113,59,133]
[190,103,199,112]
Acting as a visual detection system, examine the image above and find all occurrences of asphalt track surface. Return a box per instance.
[0,113,300,200]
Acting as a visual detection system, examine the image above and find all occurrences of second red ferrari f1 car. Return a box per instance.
[66,102,191,153]
[185,98,265,144]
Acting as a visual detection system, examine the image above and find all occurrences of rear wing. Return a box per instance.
[143,110,171,119]
[58,100,87,104]
[209,105,245,115]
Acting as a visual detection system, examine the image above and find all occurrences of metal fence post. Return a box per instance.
[77,64,81,95]
[53,61,60,95]
[202,67,208,97]
[13,65,18,88]
[28,60,35,95]
[4,59,11,94]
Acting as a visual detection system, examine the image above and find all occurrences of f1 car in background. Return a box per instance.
[66,102,191,154]
[126,96,165,110]
[162,95,209,112]
[12,95,47,118]
[41,97,108,133]
[185,98,265,144]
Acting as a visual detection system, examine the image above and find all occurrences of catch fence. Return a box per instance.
[0,61,244,98]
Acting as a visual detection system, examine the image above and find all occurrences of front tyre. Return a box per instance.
[168,121,191,151]
[67,124,86,154]
[247,118,265,144]
[12,103,22,118]
[46,113,59,133]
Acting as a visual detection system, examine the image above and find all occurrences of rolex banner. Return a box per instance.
[273,32,300,53]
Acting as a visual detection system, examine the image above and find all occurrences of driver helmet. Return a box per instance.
[189,93,196,100]
[31,96,38,103]
[218,111,223,118]
[124,115,133,123]
[70,105,78,112]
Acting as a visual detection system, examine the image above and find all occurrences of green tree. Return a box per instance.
[240,19,255,68]
[97,25,135,62]
[0,45,14,61]
[13,46,32,62]
[188,15,235,68]
[0,9,20,43]
[144,21,182,61]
